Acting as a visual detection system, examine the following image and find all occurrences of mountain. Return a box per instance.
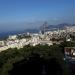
[47,23,75,30]
[0,23,75,38]
[39,23,75,32]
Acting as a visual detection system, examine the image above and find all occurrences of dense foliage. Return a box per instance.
[0,41,74,75]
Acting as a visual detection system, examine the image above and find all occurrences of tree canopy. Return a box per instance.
[0,42,72,75]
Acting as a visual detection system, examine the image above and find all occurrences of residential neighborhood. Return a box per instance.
[0,26,75,52]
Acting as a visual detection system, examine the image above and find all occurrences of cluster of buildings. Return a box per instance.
[0,25,75,52]
[65,47,75,60]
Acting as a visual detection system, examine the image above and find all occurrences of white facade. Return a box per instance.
[8,35,17,40]
[0,46,8,52]
[30,36,40,46]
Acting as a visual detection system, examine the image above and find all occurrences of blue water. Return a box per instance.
[0,29,39,39]
[0,31,19,38]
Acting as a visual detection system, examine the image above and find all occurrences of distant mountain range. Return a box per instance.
[39,23,75,31]
[0,23,75,38]
[47,23,75,30]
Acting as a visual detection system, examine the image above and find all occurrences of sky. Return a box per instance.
[0,0,75,32]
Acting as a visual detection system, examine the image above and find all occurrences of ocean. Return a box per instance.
[0,29,39,39]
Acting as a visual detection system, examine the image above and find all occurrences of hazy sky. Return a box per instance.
[0,0,75,31]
